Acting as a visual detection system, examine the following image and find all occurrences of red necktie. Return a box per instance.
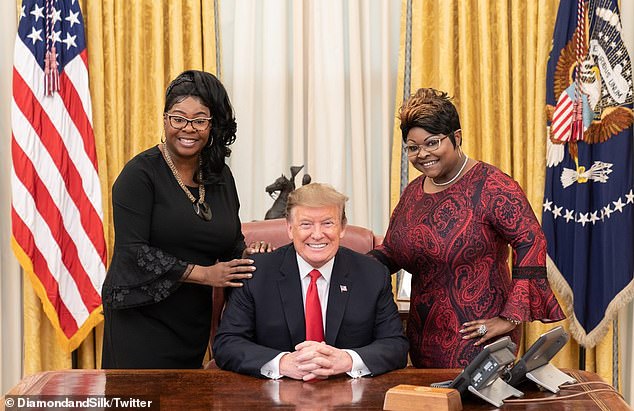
[305,269,324,342]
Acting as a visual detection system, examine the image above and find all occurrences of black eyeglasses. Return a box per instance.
[164,113,212,131]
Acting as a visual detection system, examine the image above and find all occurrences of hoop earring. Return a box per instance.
[206,135,213,147]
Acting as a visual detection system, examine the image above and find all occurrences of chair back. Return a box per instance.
[241,218,382,253]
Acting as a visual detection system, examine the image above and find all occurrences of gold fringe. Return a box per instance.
[547,255,634,348]
[12,236,104,353]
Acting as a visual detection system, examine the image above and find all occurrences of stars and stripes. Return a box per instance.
[11,0,106,351]
[551,90,575,142]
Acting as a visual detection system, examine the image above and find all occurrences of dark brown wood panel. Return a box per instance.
[3,368,628,410]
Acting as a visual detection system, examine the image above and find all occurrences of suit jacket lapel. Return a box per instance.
[325,248,351,345]
[278,245,305,346]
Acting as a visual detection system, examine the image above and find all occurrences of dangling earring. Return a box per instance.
[455,129,463,158]
[206,120,213,147]
[160,130,165,143]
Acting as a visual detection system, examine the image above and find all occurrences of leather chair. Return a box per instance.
[207,218,383,362]
[240,218,383,253]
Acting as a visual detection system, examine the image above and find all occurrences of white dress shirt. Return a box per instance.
[260,254,371,379]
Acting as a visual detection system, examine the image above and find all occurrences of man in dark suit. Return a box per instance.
[213,183,408,380]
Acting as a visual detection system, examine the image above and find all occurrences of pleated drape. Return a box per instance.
[391,0,617,386]
[221,0,398,230]
[22,0,218,375]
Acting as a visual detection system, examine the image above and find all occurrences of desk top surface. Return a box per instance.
[3,367,628,410]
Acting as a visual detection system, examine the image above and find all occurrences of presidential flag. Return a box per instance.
[542,0,633,347]
[11,0,106,351]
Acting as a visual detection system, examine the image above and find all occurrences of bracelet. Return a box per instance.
[502,316,521,326]
[182,264,195,281]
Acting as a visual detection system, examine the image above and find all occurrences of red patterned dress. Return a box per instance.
[371,162,565,368]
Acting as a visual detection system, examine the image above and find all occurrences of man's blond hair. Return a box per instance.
[285,183,348,223]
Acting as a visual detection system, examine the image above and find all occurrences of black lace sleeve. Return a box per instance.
[103,245,189,309]
[102,153,193,310]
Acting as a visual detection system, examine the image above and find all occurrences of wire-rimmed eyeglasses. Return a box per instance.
[165,113,212,131]
[403,135,449,156]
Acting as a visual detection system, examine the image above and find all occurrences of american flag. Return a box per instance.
[11,0,106,351]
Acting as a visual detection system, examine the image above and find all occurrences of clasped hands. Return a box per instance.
[280,341,353,381]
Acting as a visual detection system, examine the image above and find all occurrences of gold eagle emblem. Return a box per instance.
[546,7,633,162]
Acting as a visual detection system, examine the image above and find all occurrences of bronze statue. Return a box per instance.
[264,165,311,219]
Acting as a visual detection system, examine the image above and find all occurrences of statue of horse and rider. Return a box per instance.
[264,165,311,219]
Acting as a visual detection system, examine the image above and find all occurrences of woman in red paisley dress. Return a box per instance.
[369,88,565,368]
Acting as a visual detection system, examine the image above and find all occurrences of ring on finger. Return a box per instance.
[477,324,488,337]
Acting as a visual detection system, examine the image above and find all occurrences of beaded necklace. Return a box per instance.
[162,143,212,221]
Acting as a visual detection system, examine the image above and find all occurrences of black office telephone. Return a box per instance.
[431,336,523,407]
[503,326,574,393]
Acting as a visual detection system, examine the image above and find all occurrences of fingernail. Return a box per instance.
[458,329,464,333]
[247,274,253,278]
[248,259,254,264]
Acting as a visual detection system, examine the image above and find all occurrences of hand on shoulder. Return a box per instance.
[185,259,255,287]
[243,241,275,257]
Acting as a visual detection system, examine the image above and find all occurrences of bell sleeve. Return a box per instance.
[102,159,190,309]
[484,172,565,323]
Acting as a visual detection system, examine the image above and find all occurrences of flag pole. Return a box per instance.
[578,346,585,370]
[613,318,619,390]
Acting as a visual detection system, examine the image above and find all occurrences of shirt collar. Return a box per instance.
[296,254,335,283]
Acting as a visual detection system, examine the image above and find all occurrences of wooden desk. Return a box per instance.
[3,368,628,410]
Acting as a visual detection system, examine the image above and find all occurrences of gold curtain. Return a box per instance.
[22,0,219,375]
[391,0,617,385]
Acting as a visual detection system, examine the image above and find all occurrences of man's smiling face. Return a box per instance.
[286,205,346,268]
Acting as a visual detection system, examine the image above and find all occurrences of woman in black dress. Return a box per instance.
[102,70,260,368]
